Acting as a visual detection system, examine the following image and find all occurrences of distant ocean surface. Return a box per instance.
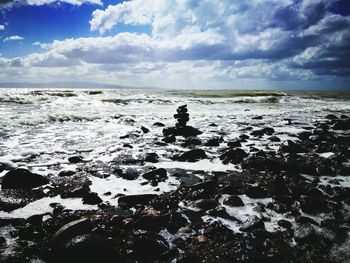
[1,88,349,161]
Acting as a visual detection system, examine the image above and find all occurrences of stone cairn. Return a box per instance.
[174,105,189,129]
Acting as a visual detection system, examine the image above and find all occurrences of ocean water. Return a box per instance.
[0,88,349,218]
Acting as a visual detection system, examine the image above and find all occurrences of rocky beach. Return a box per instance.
[0,89,350,262]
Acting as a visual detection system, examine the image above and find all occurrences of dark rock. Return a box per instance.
[82,192,103,205]
[182,136,202,147]
[277,220,292,229]
[52,234,114,263]
[269,136,281,142]
[300,196,329,214]
[115,167,139,180]
[296,216,319,226]
[245,186,268,199]
[0,164,4,173]
[141,126,150,133]
[262,127,274,135]
[252,116,263,120]
[58,170,75,177]
[227,140,241,148]
[298,131,312,140]
[326,114,338,120]
[26,214,43,225]
[194,199,218,210]
[142,168,167,182]
[204,138,220,147]
[145,152,159,163]
[222,195,244,207]
[163,126,202,138]
[1,169,49,189]
[50,218,92,248]
[68,156,84,164]
[163,134,176,143]
[123,143,133,148]
[333,119,350,130]
[209,123,218,127]
[177,149,207,162]
[220,148,248,164]
[153,122,165,127]
[240,216,265,232]
[132,232,169,261]
[118,194,157,208]
[280,140,307,153]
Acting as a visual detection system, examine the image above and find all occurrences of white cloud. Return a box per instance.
[3,35,24,42]
[0,25,4,30]
[0,0,102,9]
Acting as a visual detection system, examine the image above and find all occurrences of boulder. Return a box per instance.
[194,198,218,210]
[141,126,150,133]
[220,148,248,164]
[132,232,169,261]
[82,192,103,205]
[223,195,244,207]
[333,119,350,130]
[142,168,167,182]
[118,194,157,208]
[204,138,220,147]
[1,169,49,189]
[177,149,207,162]
[240,216,265,232]
[163,126,202,138]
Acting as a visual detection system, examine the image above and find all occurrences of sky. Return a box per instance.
[0,0,349,89]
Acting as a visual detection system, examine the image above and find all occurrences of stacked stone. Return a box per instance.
[174,105,189,129]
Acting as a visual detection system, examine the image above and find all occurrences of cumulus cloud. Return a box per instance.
[1,0,349,88]
[0,25,4,30]
[3,35,24,42]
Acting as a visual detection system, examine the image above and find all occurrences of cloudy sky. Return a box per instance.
[0,0,349,89]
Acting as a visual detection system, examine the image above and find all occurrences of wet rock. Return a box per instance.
[194,198,218,210]
[26,214,43,225]
[240,216,265,232]
[82,192,103,205]
[145,152,159,163]
[220,148,248,164]
[280,140,307,153]
[333,119,350,130]
[132,231,170,261]
[141,126,150,133]
[118,194,157,208]
[50,218,92,248]
[163,134,176,143]
[163,126,202,138]
[277,220,292,229]
[115,167,139,180]
[1,169,49,189]
[261,127,275,135]
[244,186,268,199]
[52,234,114,263]
[68,156,84,164]
[227,139,241,148]
[177,149,207,162]
[326,114,338,120]
[142,168,167,182]
[58,170,75,177]
[204,138,220,147]
[269,136,281,142]
[182,137,202,147]
[296,216,319,226]
[209,123,218,127]
[252,116,263,120]
[298,131,312,140]
[0,163,4,173]
[153,122,165,127]
[300,196,329,214]
[222,195,244,207]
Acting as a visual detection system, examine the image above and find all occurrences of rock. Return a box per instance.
[227,140,241,148]
[153,122,165,127]
[280,140,307,153]
[0,164,4,173]
[182,137,202,147]
[26,214,43,225]
[115,167,139,180]
[177,149,207,162]
[204,138,220,146]
[252,116,263,120]
[145,153,159,163]
[300,196,329,214]
[142,168,167,182]
[269,136,281,142]
[52,234,114,263]
[132,232,169,260]
[220,148,248,164]
[50,218,92,248]
[68,156,84,164]
[163,126,202,138]
[240,216,265,232]
[222,195,244,207]
[118,194,157,208]
[82,192,103,205]
[194,198,218,210]
[298,131,312,140]
[162,134,176,143]
[277,220,292,229]
[245,186,268,199]
[1,169,49,189]
[333,119,350,130]
[326,114,338,120]
[58,170,75,177]
[209,123,218,127]
[261,127,275,135]
[296,216,319,226]
[141,126,150,133]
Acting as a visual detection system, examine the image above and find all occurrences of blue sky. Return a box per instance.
[0,0,349,89]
